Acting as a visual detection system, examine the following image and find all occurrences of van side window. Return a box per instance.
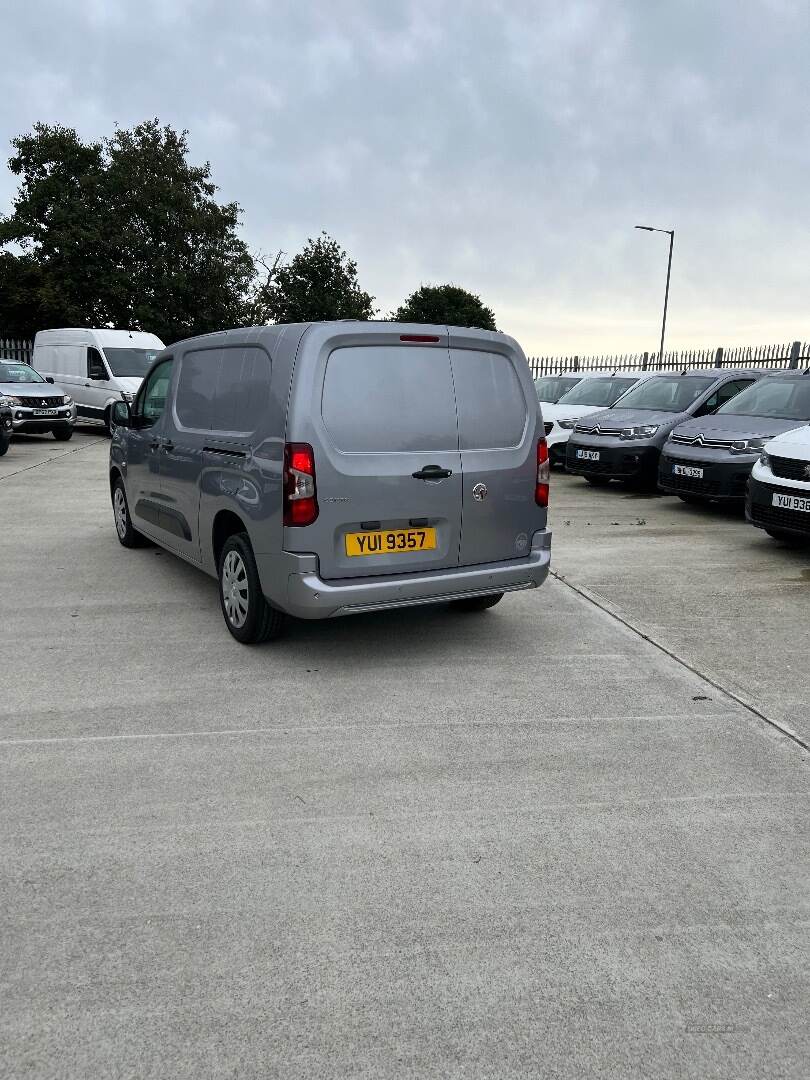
[450,350,527,450]
[695,380,754,417]
[174,346,271,434]
[87,347,108,380]
[137,358,174,428]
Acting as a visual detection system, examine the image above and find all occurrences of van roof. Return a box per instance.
[34,328,164,348]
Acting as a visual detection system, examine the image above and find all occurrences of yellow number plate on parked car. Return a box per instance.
[345,527,437,556]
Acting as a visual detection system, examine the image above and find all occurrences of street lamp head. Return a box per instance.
[634,225,654,231]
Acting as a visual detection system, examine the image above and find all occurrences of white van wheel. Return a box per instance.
[218,533,285,644]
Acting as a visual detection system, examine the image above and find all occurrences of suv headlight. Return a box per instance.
[3,396,24,407]
[620,425,659,440]
[730,437,770,455]
[62,395,72,405]
[558,419,577,430]
[758,449,771,469]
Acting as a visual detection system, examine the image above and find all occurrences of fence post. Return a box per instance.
[572,355,579,372]
[714,346,723,368]
[642,351,648,371]
[789,340,801,369]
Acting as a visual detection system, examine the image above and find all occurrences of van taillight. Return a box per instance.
[536,438,550,507]
[283,443,318,526]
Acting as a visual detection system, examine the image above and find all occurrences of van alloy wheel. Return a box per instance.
[221,550,250,629]
[113,487,128,540]
[111,477,147,548]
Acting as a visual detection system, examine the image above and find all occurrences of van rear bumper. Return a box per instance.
[276,529,552,619]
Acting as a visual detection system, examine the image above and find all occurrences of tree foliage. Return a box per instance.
[393,284,497,330]
[252,232,376,324]
[0,120,255,342]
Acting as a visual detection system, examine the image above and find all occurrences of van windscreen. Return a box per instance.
[104,348,161,378]
[321,346,458,452]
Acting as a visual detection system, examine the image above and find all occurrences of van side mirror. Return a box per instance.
[89,370,107,381]
[45,376,55,384]
[111,401,131,429]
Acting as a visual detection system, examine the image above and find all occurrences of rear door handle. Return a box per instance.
[412,465,453,480]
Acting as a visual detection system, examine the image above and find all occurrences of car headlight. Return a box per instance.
[62,395,72,405]
[730,437,771,455]
[558,419,577,430]
[3,396,24,407]
[620,425,659,440]
[758,449,771,469]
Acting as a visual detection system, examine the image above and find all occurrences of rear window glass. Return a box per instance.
[321,346,458,452]
[534,375,581,402]
[452,350,528,449]
[175,346,271,433]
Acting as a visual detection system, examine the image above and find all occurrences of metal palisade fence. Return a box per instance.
[527,340,810,379]
[0,337,34,364]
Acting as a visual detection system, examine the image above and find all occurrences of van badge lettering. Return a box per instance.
[472,483,488,502]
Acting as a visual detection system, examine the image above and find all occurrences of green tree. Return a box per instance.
[393,284,497,330]
[252,232,376,324]
[0,120,255,342]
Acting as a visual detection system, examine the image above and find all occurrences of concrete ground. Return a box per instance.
[1,434,808,1079]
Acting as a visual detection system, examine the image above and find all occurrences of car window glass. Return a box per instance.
[716,377,810,420]
[614,376,716,412]
[452,350,528,449]
[557,377,637,408]
[534,376,580,402]
[138,359,174,428]
[322,345,458,452]
[174,346,271,434]
[87,347,107,379]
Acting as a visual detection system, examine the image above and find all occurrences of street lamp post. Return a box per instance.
[635,225,674,365]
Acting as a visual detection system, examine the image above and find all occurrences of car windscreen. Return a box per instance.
[612,375,716,412]
[104,348,161,378]
[716,377,810,421]
[0,362,45,384]
[534,376,580,402]
[557,377,638,408]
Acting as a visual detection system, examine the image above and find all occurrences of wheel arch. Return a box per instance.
[212,509,249,569]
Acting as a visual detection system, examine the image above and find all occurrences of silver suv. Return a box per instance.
[110,323,552,643]
[0,359,76,441]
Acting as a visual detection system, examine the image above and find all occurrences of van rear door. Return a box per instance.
[449,332,540,566]
[289,331,463,580]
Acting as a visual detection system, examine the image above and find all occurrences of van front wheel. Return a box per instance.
[451,592,504,613]
[218,533,286,644]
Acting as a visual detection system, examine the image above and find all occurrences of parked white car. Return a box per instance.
[747,420,810,543]
[543,371,654,465]
[33,328,164,433]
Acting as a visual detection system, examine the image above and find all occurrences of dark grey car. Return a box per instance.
[659,370,810,502]
[565,369,762,486]
[109,322,552,643]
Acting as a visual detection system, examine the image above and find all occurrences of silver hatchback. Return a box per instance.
[109,322,552,642]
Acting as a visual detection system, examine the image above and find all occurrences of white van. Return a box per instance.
[33,328,165,432]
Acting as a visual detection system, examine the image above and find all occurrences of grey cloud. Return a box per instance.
[1,0,808,354]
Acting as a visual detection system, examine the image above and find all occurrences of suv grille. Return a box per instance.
[769,455,810,482]
[670,432,736,450]
[21,396,63,409]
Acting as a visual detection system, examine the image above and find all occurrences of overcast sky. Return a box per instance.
[1,0,808,357]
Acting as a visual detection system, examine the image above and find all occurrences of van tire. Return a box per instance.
[585,475,609,487]
[451,592,504,612]
[218,532,285,644]
[103,407,113,437]
[0,436,9,457]
[52,427,74,441]
[112,477,148,548]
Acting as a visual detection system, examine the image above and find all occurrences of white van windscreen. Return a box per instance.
[450,350,528,449]
[175,346,271,434]
[321,346,458,452]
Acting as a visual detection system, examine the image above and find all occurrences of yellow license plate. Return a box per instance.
[345,527,437,557]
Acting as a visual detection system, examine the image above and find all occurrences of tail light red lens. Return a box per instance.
[536,438,550,507]
[283,442,318,526]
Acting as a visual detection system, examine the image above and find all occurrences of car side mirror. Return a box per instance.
[45,376,55,384]
[111,401,131,428]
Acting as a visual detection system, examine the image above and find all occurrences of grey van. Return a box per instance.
[659,370,810,502]
[109,323,552,643]
[565,369,762,487]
